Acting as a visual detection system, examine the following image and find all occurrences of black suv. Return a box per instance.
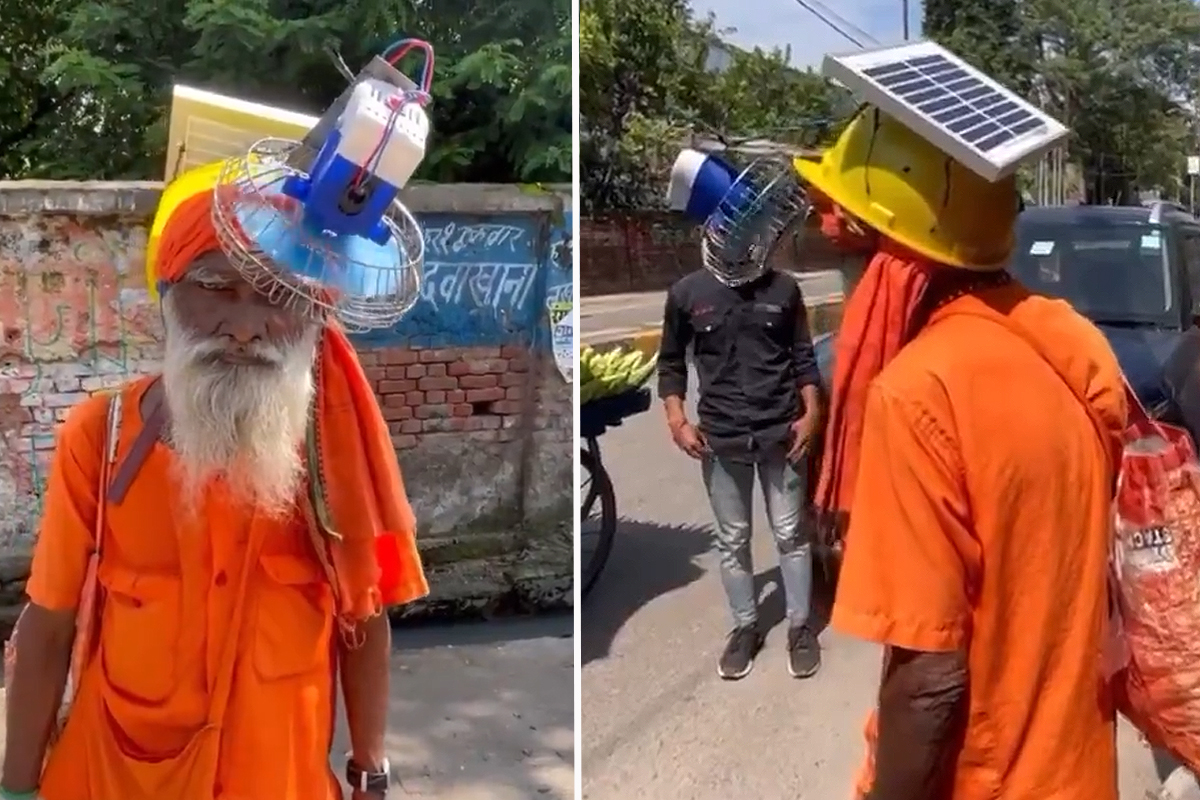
[1009,202,1200,428]
[812,202,1200,432]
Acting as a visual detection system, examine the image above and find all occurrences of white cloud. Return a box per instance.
[690,0,925,68]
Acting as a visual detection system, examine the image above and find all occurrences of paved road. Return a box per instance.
[0,615,575,800]
[579,380,1166,800]
[580,270,847,345]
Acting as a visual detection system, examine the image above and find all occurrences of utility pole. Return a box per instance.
[902,0,910,40]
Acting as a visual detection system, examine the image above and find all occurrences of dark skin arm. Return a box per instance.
[867,648,969,800]
[787,285,823,461]
[659,286,708,457]
[800,384,820,418]
[1,604,75,793]
[340,611,392,796]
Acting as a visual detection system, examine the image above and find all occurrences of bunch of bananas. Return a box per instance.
[579,345,658,404]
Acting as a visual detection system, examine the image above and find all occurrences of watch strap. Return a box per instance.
[345,757,390,794]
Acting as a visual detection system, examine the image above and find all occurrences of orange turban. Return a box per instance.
[147,161,428,622]
[811,197,935,525]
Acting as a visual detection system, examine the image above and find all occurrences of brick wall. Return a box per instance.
[361,344,530,446]
[580,211,866,296]
[0,182,573,621]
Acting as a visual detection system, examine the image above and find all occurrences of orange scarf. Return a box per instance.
[812,207,935,520]
[154,191,428,621]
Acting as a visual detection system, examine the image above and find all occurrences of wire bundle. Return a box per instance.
[351,37,436,189]
[382,38,435,101]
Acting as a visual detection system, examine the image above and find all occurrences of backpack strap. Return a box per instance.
[107,378,166,505]
[302,408,365,642]
[73,390,123,667]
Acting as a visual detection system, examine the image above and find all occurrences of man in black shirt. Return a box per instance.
[658,266,823,680]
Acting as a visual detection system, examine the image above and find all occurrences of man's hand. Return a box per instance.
[3,605,74,797]
[787,412,820,462]
[669,419,709,459]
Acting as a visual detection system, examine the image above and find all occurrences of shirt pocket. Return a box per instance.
[253,553,334,681]
[98,562,181,704]
[691,310,727,355]
[750,303,788,334]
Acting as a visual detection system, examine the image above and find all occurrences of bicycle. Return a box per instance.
[578,386,651,597]
[579,435,616,597]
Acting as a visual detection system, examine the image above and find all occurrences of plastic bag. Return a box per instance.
[1113,400,1200,772]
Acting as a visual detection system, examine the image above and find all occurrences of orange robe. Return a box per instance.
[832,284,1127,799]
[28,377,424,800]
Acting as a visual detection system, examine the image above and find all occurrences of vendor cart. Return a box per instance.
[579,386,652,597]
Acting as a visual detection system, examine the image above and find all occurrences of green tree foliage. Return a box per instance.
[0,0,570,183]
[579,0,846,212]
[924,0,1200,204]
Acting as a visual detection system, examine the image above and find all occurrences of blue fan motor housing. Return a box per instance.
[281,129,401,246]
[667,149,743,223]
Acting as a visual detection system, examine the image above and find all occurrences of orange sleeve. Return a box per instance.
[375,530,429,609]
[830,382,978,653]
[25,395,110,612]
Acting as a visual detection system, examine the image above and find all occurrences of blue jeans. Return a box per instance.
[701,450,813,629]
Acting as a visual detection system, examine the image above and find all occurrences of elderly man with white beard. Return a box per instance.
[1,163,429,800]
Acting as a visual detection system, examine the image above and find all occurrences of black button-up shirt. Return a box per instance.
[657,269,822,463]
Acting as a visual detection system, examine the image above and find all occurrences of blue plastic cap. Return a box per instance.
[666,148,740,223]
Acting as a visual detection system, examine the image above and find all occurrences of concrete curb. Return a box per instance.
[583,296,846,353]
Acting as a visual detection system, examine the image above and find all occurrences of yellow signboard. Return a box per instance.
[164,85,320,181]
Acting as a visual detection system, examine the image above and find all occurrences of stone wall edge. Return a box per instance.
[0,181,573,218]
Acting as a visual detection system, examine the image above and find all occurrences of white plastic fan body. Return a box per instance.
[339,79,429,191]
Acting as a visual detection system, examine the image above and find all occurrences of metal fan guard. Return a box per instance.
[211,138,425,333]
[701,156,808,287]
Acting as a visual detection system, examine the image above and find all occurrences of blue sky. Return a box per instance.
[689,0,925,68]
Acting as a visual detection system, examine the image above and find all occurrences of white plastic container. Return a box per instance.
[336,79,429,189]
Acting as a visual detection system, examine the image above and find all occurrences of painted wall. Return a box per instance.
[364,215,541,347]
[579,211,863,296]
[0,182,574,620]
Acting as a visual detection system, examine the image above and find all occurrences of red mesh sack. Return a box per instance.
[1113,390,1200,771]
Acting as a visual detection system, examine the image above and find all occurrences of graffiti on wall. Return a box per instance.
[0,216,158,547]
[545,210,573,383]
[355,214,544,348]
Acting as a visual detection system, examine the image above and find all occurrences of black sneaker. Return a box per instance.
[717,625,763,680]
[787,625,821,679]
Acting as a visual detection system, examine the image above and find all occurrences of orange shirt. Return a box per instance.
[27,377,409,800]
[832,284,1128,800]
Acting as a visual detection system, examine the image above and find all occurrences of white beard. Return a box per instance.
[160,294,319,519]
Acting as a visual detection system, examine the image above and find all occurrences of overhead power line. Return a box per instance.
[804,0,880,47]
[789,0,870,50]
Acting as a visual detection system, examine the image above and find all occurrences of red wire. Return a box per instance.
[385,44,416,67]
[352,41,430,187]
[385,42,433,93]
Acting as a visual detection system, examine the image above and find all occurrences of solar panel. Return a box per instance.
[822,41,1068,183]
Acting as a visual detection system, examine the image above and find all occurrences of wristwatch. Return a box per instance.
[345,757,390,796]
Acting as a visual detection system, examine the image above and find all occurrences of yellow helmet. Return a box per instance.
[145,158,227,303]
[794,106,1019,269]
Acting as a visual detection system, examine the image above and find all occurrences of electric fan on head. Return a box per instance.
[667,147,808,287]
[210,38,436,332]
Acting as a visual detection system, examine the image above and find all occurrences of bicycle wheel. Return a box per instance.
[580,447,617,597]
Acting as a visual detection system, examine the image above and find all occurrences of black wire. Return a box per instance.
[805,0,879,47]
[325,47,356,84]
[790,0,866,49]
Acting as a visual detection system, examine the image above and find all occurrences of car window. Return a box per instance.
[1009,217,1175,324]
[1179,228,1200,316]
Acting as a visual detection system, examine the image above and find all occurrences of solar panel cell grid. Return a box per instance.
[860,53,1044,154]
[824,41,1068,181]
